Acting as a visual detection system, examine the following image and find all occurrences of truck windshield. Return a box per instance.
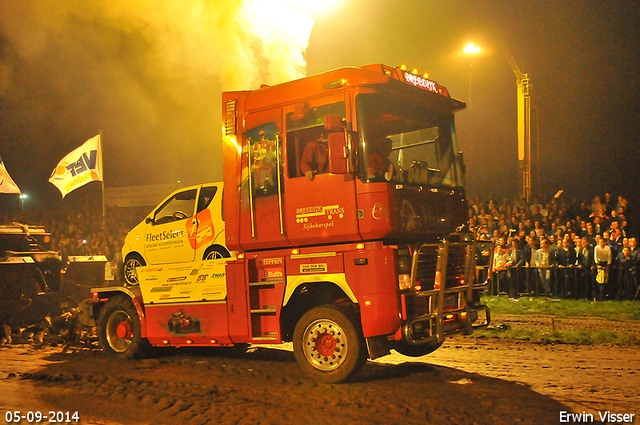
[356,93,463,188]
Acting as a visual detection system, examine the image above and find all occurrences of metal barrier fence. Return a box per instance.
[479,265,640,300]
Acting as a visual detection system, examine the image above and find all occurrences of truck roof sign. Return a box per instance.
[401,71,439,94]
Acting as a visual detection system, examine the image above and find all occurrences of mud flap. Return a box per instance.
[365,335,391,360]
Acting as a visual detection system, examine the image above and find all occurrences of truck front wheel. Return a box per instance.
[293,306,366,383]
[97,296,150,359]
[394,339,443,357]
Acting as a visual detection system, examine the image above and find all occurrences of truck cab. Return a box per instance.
[222,65,467,250]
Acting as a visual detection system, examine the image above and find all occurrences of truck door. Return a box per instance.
[237,110,287,250]
[145,187,198,264]
[282,102,360,245]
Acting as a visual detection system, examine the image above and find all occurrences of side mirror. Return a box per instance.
[324,114,343,131]
[328,132,347,174]
[145,216,153,224]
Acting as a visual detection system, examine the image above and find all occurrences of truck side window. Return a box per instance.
[153,189,197,225]
[247,126,280,198]
[287,127,328,179]
[285,102,346,179]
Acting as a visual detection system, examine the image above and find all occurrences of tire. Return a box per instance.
[123,254,145,286]
[293,305,366,383]
[394,339,443,357]
[97,296,150,359]
[203,246,231,260]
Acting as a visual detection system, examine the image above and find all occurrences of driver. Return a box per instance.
[367,137,395,181]
[300,135,328,181]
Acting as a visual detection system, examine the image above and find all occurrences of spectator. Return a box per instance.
[576,237,594,299]
[492,243,513,296]
[616,247,634,300]
[629,238,640,298]
[533,238,553,295]
[604,192,614,216]
[591,196,606,218]
[584,222,597,246]
[509,238,525,298]
[556,238,577,296]
[530,205,543,225]
[593,215,608,236]
[616,196,628,213]
[594,237,612,300]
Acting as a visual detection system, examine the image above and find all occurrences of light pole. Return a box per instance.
[463,44,480,148]
[463,43,480,111]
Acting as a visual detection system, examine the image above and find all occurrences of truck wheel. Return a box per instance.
[97,296,150,359]
[293,306,366,383]
[123,254,145,286]
[394,339,443,357]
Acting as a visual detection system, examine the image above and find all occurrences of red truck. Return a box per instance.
[92,64,490,383]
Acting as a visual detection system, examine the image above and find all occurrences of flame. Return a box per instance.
[0,0,316,185]
[240,0,314,85]
[0,0,314,92]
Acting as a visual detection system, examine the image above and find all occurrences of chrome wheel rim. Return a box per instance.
[105,310,134,353]
[302,318,348,371]
[124,258,142,284]
[205,251,223,260]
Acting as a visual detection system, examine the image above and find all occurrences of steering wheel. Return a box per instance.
[173,211,188,220]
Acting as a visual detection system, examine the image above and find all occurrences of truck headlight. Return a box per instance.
[398,274,411,291]
[397,256,411,274]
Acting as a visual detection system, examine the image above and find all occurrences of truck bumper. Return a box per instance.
[399,233,491,347]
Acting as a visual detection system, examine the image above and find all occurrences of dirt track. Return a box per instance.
[1,332,638,425]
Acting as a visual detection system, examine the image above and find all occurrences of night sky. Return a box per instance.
[1,0,639,213]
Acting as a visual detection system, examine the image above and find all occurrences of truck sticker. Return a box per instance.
[202,286,225,296]
[295,204,345,231]
[146,229,184,242]
[300,263,327,273]
[138,260,228,304]
[167,276,187,282]
[263,258,282,265]
[167,310,201,334]
[186,208,215,249]
[296,204,344,221]
[262,269,283,278]
[150,286,172,292]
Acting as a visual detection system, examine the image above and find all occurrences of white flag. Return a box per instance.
[49,134,103,198]
[0,156,21,194]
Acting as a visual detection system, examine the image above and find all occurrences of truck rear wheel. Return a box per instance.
[97,296,150,359]
[293,305,366,383]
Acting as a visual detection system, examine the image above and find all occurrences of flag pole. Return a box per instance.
[99,130,107,246]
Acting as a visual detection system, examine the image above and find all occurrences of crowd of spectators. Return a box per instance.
[470,192,639,301]
[2,190,639,301]
[1,197,149,271]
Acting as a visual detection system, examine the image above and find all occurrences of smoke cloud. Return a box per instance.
[0,0,314,193]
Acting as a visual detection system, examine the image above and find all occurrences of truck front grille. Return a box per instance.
[413,243,470,291]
